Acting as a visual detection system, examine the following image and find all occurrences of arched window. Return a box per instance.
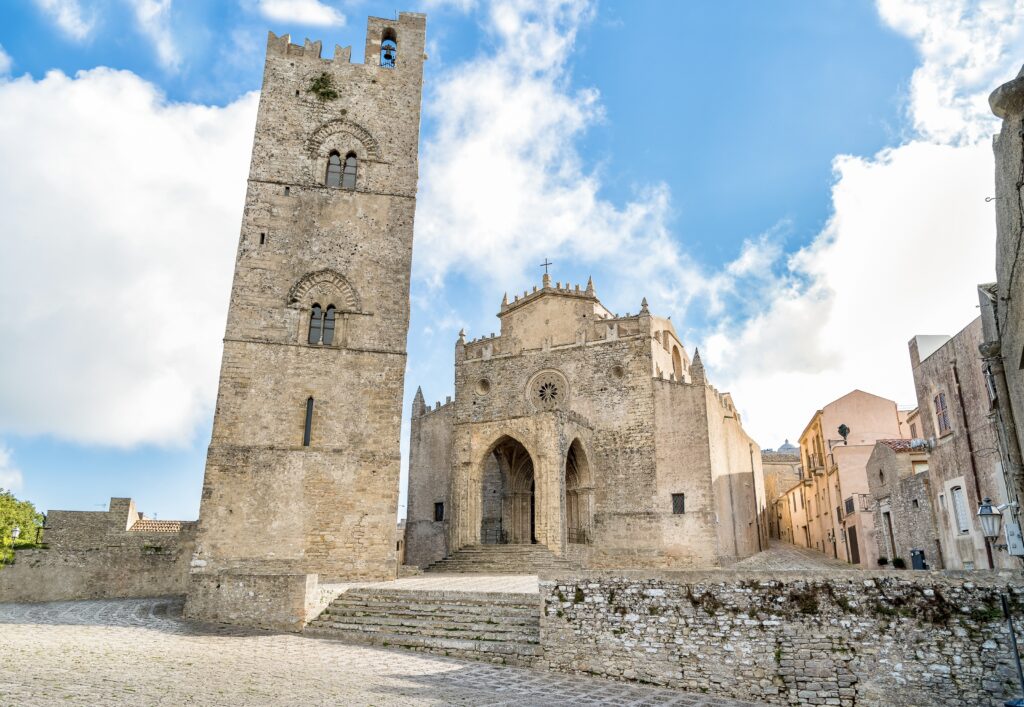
[341,152,357,189]
[323,305,336,345]
[308,304,323,344]
[303,397,314,447]
[381,29,397,68]
[672,346,682,381]
[325,151,342,187]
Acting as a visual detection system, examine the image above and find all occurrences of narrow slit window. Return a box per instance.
[326,151,342,187]
[671,493,685,515]
[259,232,266,245]
[303,397,314,447]
[434,502,444,522]
[284,186,290,196]
[308,304,323,345]
[341,152,357,189]
[322,306,336,345]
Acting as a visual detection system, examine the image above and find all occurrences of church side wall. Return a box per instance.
[650,380,719,567]
[405,403,455,568]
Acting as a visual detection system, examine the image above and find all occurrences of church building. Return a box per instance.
[406,274,768,570]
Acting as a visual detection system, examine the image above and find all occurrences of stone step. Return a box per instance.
[423,544,577,575]
[304,626,543,664]
[320,603,540,622]
[305,587,542,666]
[308,618,538,643]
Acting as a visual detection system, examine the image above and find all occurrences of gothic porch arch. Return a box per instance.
[478,434,538,545]
[565,438,595,544]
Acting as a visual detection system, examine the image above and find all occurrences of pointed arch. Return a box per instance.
[480,434,537,545]
[565,439,594,544]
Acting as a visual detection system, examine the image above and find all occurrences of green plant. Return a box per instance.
[307,72,339,101]
[892,557,906,569]
[877,557,889,566]
[789,588,819,615]
[574,587,585,603]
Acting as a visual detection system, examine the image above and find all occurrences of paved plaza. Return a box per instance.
[730,541,856,571]
[0,597,760,707]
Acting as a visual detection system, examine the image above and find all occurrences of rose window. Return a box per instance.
[527,370,569,411]
[538,381,559,403]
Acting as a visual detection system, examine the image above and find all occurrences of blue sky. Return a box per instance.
[0,0,1020,521]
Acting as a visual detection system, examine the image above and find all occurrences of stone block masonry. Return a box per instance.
[0,497,196,603]
[539,570,1024,706]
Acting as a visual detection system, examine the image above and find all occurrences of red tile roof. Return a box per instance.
[129,519,185,533]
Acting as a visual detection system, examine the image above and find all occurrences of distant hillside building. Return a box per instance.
[405,275,767,570]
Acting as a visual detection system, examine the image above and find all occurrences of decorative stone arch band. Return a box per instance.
[526,369,570,411]
[306,118,386,189]
[288,268,362,312]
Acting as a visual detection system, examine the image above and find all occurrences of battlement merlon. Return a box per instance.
[266,12,426,67]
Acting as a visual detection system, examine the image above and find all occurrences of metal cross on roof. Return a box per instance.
[540,258,553,274]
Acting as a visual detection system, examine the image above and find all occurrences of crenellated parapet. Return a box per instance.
[265,12,426,68]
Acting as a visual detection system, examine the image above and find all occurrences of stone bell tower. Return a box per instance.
[186,13,426,623]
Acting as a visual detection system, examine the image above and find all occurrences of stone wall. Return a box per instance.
[910,319,1014,570]
[184,573,318,632]
[0,498,195,603]
[988,70,1024,514]
[540,570,1024,706]
[867,441,939,568]
[405,398,454,568]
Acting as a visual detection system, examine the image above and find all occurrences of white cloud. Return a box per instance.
[0,69,258,447]
[0,443,23,492]
[877,0,1024,144]
[128,0,181,72]
[416,0,714,314]
[0,45,11,76]
[256,0,345,27]
[703,0,1024,447]
[33,0,95,41]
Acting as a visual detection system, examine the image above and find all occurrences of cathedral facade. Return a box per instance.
[406,275,768,570]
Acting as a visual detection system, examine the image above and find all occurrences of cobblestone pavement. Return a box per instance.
[0,597,761,707]
[730,541,856,570]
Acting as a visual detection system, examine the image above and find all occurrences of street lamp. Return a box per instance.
[980,498,1004,543]
[10,526,19,542]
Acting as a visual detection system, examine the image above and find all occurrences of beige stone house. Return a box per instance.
[866,439,936,568]
[405,276,767,570]
[909,320,1022,569]
[783,390,908,567]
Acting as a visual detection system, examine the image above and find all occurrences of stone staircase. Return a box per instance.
[423,544,576,574]
[305,587,541,665]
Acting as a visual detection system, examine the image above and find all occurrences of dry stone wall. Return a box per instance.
[540,570,1024,706]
